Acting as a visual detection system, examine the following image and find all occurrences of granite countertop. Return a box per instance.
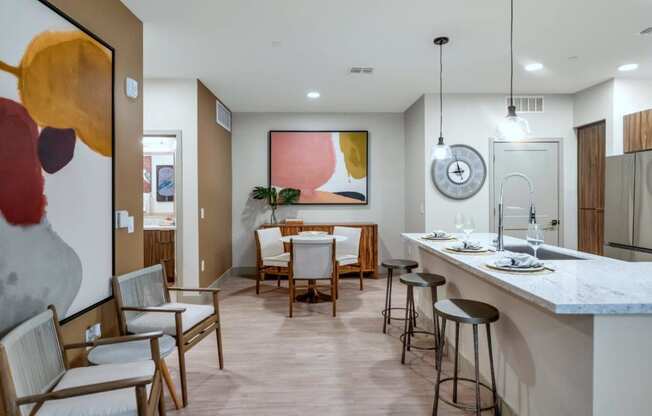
[144,225,176,230]
[403,233,652,315]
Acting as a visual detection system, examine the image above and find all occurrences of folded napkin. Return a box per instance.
[494,252,544,268]
[424,230,449,239]
[452,240,483,250]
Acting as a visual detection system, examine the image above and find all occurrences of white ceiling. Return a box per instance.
[122,0,652,113]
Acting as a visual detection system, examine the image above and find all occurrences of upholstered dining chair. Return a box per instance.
[333,226,364,292]
[288,238,338,318]
[255,227,290,294]
[112,264,223,407]
[0,306,164,416]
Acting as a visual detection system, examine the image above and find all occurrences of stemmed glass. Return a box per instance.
[527,223,545,259]
[462,217,475,242]
[454,213,465,239]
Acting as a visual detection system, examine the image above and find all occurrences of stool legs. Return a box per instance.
[453,322,460,403]
[432,317,447,416]
[487,324,499,416]
[473,324,481,416]
[382,267,393,333]
[401,285,413,364]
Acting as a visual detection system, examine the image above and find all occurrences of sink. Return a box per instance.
[502,245,587,260]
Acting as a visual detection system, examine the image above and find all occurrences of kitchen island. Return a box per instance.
[403,233,652,416]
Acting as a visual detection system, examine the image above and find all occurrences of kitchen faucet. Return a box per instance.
[496,172,537,251]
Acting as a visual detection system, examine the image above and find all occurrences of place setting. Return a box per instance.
[485,224,555,274]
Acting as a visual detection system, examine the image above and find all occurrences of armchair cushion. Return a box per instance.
[262,252,290,267]
[37,361,154,416]
[337,254,359,266]
[127,302,214,336]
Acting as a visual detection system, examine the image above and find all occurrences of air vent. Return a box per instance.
[216,100,231,132]
[641,27,652,35]
[506,96,544,113]
[349,66,374,74]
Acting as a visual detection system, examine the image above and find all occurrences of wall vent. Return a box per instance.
[216,100,232,132]
[641,27,652,35]
[506,96,544,113]
[349,66,374,74]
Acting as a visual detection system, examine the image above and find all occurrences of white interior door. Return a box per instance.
[492,141,560,245]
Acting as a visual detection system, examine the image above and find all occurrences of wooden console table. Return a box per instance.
[259,222,378,277]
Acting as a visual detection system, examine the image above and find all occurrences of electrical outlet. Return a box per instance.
[201,260,205,272]
[85,323,101,343]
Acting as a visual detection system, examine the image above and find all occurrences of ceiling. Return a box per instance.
[122,0,652,112]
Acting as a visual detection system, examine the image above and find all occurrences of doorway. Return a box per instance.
[143,131,183,284]
[490,139,563,246]
[576,121,606,255]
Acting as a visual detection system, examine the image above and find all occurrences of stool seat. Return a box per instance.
[381,259,418,270]
[400,272,446,288]
[434,299,499,325]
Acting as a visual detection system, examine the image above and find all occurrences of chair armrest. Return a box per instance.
[167,287,220,293]
[16,376,152,405]
[121,306,186,313]
[64,331,164,350]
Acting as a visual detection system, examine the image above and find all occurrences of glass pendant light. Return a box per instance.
[496,0,530,141]
[431,36,453,161]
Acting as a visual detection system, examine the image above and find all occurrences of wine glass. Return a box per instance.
[462,217,475,242]
[454,213,465,238]
[527,223,544,259]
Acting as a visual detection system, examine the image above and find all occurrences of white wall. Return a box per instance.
[572,79,615,154]
[144,79,199,287]
[420,93,577,249]
[231,113,405,267]
[404,96,426,233]
[145,153,175,215]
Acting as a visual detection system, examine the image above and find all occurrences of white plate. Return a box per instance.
[486,262,545,273]
[446,246,488,253]
[422,235,455,241]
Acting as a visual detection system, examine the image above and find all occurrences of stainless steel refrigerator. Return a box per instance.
[604,151,652,261]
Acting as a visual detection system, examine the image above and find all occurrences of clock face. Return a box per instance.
[431,144,486,200]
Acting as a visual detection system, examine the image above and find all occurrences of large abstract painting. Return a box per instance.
[0,0,113,334]
[269,131,368,204]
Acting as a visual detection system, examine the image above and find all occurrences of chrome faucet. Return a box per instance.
[496,172,537,251]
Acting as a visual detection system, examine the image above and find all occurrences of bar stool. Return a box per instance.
[399,272,446,365]
[381,259,418,334]
[432,299,500,416]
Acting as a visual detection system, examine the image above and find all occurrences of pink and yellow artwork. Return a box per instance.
[270,131,368,204]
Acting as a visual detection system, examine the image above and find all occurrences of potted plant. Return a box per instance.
[251,186,300,224]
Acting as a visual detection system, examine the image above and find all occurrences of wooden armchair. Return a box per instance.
[112,263,223,407]
[0,306,163,416]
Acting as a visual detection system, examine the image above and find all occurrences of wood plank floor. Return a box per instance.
[164,274,493,415]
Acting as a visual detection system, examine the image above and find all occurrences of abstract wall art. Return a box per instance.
[156,165,175,202]
[269,130,368,205]
[0,0,114,334]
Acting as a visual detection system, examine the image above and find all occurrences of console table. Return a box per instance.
[259,222,378,277]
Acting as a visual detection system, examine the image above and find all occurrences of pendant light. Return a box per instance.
[431,36,453,161]
[496,0,530,141]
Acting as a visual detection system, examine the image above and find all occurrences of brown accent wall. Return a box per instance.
[197,81,232,287]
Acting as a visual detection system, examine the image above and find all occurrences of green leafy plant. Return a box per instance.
[251,186,300,223]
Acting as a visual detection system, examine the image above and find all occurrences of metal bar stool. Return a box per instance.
[381,259,418,334]
[432,299,500,416]
[399,272,446,365]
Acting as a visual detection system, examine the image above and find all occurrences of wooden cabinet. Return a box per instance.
[259,223,378,277]
[144,229,175,282]
[624,109,652,153]
[577,122,605,255]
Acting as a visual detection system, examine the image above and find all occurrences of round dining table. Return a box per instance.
[279,234,348,303]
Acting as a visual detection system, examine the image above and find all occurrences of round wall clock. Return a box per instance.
[431,144,486,200]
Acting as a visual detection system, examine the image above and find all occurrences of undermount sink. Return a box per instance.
[502,245,587,261]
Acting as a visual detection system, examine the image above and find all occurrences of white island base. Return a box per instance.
[403,233,652,416]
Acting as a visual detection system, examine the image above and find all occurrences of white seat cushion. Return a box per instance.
[37,361,154,416]
[262,252,290,267]
[127,302,214,336]
[337,254,359,266]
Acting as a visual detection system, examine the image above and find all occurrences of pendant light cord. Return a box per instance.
[509,0,514,107]
[439,42,443,139]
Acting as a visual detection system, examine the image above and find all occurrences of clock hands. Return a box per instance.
[452,151,465,180]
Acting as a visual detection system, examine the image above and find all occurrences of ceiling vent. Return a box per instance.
[216,100,231,132]
[349,66,374,74]
[506,96,544,113]
[641,27,652,35]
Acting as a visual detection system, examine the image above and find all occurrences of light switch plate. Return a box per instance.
[125,77,139,99]
[201,260,205,272]
[114,210,129,228]
[200,208,205,219]
[85,323,101,343]
[127,216,134,233]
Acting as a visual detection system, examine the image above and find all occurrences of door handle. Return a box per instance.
[551,219,560,226]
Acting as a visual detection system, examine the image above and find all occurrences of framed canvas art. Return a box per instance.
[156,165,175,202]
[0,0,114,332]
[269,130,369,205]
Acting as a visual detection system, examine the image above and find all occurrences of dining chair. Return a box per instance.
[0,306,164,416]
[255,227,290,294]
[288,238,338,318]
[333,226,364,292]
[112,263,224,407]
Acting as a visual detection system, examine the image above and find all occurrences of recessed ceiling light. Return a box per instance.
[525,62,544,72]
[618,63,639,72]
[307,91,320,99]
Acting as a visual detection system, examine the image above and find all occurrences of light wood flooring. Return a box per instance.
[163,274,494,415]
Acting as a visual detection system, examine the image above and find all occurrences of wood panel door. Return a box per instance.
[577,121,606,255]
